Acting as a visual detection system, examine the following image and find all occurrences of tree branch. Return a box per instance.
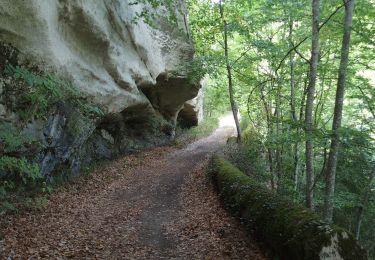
[275,0,352,73]
[293,44,310,63]
[231,46,253,67]
[355,84,375,118]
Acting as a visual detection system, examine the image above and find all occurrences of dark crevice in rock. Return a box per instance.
[140,73,201,124]
[177,103,198,128]
[0,42,19,72]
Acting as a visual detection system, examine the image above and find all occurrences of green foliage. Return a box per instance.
[76,100,105,118]
[172,56,209,85]
[0,122,41,187]
[0,156,40,184]
[187,0,374,254]
[4,64,72,120]
[175,116,218,146]
[203,76,231,117]
[0,155,45,214]
[22,196,49,211]
[0,65,100,214]
[0,124,38,152]
[1,200,16,214]
[129,0,179,28]
[0,119,50,214]
[223,124,268,182]
[3,64,104,121]
[183,116,218,138]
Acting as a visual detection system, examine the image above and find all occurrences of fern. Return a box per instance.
[0,156,41,184]
[0,124,36,153]
[4,64,105,120]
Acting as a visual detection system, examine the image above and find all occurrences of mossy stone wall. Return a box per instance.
[210,155,367,260]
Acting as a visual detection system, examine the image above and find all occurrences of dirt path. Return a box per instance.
[0,125,265,259]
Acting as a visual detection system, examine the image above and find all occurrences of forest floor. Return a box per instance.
[0,123,265,259]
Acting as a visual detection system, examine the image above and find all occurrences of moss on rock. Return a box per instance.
[210,155,367,260]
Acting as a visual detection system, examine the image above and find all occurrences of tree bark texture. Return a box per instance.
[219,0,242,142]
[305,0,320,210]
[323,0,355,223]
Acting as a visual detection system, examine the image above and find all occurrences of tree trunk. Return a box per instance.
[323,0,355,223]
[289,20,300,192]
[289,22,298,124]
[305,0,320,210]
[219,0,242,142]
[260,86,275,190]
[297,73,308,192]
[268,148,275,190]
[275,81,283,192]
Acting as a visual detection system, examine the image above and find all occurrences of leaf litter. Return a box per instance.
[0,129,265,259]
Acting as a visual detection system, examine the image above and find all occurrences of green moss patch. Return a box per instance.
[210,155,367,260]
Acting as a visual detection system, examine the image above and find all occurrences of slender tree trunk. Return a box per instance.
[295,72,309,193]
[305,0,320,210]
[219,0,242,141]
[289,22,298,124]
[259,86,275,189]
[259,86,275,190]
[323,0,355,223]
[300,72,309,123]
[320,144,328,181]
[293,146,300,191]
[268,148,275,189]
[275,81,283,192]
[295,73,308,192]
[289,20,300,192]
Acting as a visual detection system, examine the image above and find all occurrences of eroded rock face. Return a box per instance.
[0,0,196,115]
[0,0,202,178]
[178,87,204,128]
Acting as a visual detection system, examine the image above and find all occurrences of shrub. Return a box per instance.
[184,116,218,138]
[175,116,218,146]
[0,65,102,213]
[223,126,268,181]
[0,156,41,184]
[0,155,43,214]
[3,64,104,121]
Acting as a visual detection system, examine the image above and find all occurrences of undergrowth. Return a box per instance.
[222,123,268,182]
[3,64,104,121]
[175,116,218,146]
[0,123,46,214]
[0,65,105,214]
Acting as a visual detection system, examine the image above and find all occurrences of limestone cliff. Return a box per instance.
[0,0,202,179]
